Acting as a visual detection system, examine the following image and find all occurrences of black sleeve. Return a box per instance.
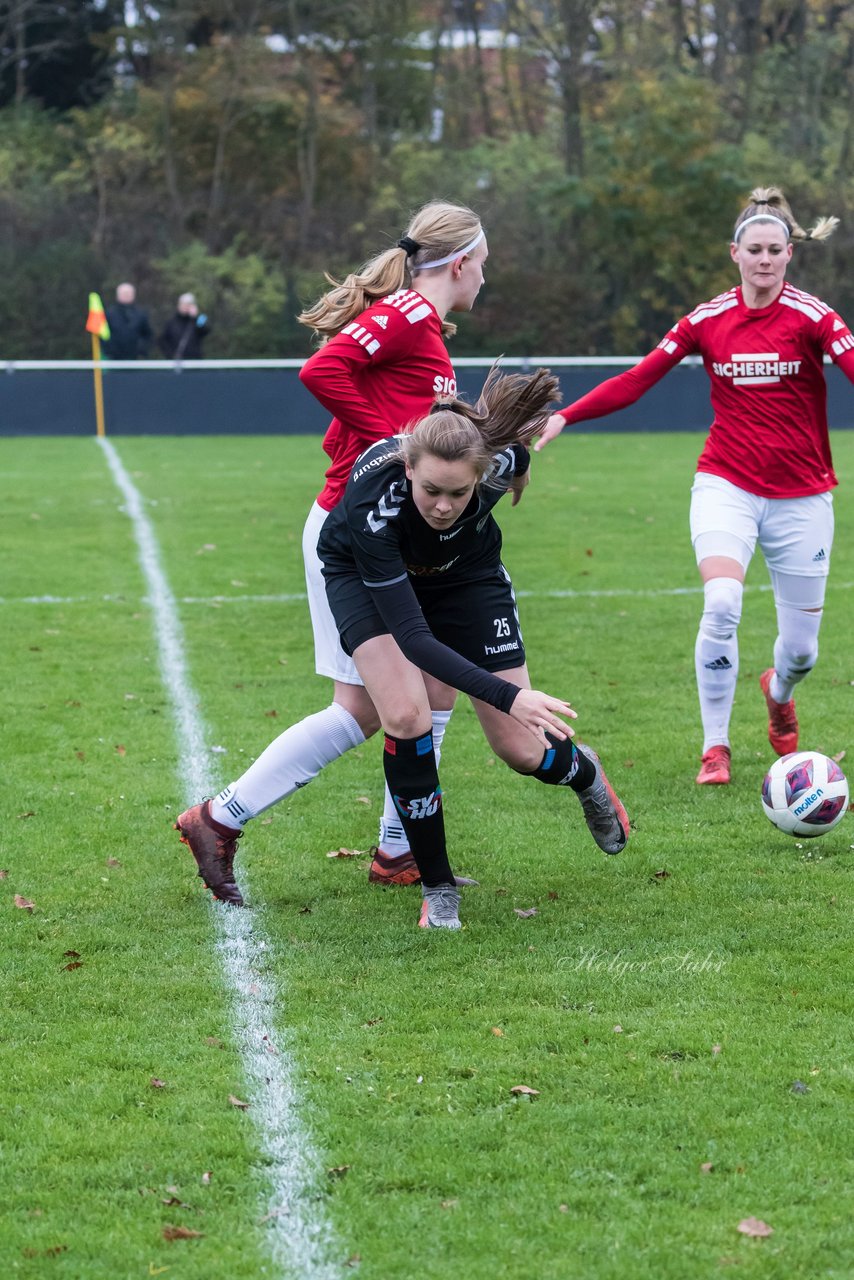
[511,443,530,477]
[368,578,521,714]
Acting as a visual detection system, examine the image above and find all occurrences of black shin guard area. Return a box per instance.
[525,735,595,792]
[383,732,453,887]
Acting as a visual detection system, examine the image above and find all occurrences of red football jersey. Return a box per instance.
[300,289,456,511]
[559,282,854,498]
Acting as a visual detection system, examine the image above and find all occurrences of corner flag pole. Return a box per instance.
[91,332,106,437]
[86,292,110,437]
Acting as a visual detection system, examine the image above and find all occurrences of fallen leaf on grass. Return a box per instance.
[326,847,365,859]
[440,1199,459,1210]
[63,950,81,959]
[264,710,278,718]
[737,1217,773,1238]
[345,1254,361,1267]
[228,1094,249,1109]
[148,1266,170,1275]
[700,1162,714,1174]
[106,857,123,868]
[547,891,559,900]
[195,543,217,554]
[161,1196,192,1208]
[652,868,670,880]
[205,1037,223,1048]
[510,1085,539,1096]
[115,744,126,756]
[201,1171,212,1185]
[491,1027,504,1037]
[150,1078,168,1089]
[356,796,371,805]
[62,961,84,971]
[258,1206,289,1224]
[514,907,538,919]
[14,895,35,912]
[299,905,312,915]
[712,1044,722,1056]
[613,1025,623,1034]
[559,1204,569,1213]
[16,811,36,820]
[327,1165,350,1180]
[75,750,86,761]
[832,750,846,762]
[0,870,7,879]
[162,1225,204,1241]
[790,1080,810,1095]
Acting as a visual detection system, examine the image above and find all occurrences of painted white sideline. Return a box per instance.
[97,438,339,1279]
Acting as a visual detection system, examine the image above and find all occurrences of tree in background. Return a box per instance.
[0,0,850,358]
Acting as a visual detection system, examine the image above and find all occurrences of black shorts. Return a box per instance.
[325,564,527,674]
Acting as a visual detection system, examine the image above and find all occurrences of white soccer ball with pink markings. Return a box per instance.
[761,751,849,838]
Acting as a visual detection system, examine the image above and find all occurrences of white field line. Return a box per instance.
[96,438,338,1280]
[5,580,854,607]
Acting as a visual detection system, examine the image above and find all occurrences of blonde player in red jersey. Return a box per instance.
[535,185,854,785]
[175,203,489,904]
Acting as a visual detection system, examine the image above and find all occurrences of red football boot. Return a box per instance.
[759,669,799,755]
[696,745,731,785]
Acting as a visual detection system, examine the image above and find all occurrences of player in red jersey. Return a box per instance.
[534,185,854,784]
[175,203,489,903]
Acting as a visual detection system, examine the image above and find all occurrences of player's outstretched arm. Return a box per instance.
[508,689,577,744]
[534,346,682,452]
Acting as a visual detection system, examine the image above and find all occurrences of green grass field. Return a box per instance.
[2,431,853,1280]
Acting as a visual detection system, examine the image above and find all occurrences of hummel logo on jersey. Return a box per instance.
[439,526,463,541]
[372,315,388,329]
[812,547,827,562]
[367,480,406,533]
[712,352,802,386]
[704,656,732,670]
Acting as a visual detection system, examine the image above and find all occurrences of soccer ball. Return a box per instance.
[761,751,849,838]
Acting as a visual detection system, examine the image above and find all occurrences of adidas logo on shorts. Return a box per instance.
[812,547,827,562]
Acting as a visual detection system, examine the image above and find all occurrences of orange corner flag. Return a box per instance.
[86,292,110,340]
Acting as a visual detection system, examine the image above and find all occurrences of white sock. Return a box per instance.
[210,703,365,827]
[378,709,453,857]
[772,605,821,703]
[695,577,742,752]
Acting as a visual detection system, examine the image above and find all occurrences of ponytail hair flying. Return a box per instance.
[298,201,483,344]
[733,185,839,244]
[399,365,561,483]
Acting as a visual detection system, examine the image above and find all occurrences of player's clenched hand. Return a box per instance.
[533,412,567,453]
[509,689,577,742]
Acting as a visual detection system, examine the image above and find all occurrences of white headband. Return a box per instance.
[734,213,790,242]
[415,229,485,270]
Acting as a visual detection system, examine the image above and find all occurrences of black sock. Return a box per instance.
[521,734,595,792]
[383,732,453,888]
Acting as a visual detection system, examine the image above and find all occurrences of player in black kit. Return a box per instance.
[317,366,629,929]
[176,367,629,923]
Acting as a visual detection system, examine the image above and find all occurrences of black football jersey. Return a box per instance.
[318,435,530,589]
[317,435,531,714]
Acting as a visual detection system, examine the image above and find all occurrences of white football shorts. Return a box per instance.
[302,500,364,685]
[690,473,834,608]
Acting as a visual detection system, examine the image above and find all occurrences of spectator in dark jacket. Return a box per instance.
[104,283,153,359]
[158,293,211,360]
